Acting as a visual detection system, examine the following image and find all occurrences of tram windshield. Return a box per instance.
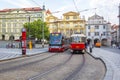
[49,33,62,44]
[71,36,86,43]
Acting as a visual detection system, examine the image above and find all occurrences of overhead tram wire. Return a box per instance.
[31,0,41,7]
[79,8,97,13]
[72,0,79,13]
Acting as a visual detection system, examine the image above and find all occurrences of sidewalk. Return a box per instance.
[0,48,48,61]
[89,48,120,80]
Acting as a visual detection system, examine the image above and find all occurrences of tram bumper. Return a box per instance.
[70,48,85,53]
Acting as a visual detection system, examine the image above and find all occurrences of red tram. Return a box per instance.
[48,33,69,52]
[69,33,86,54]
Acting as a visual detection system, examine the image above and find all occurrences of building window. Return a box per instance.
[7,23,11,27]
[73,16,77,19]
[13,23,17,27]
[80,30,83,33]
[66,23,70,27]
[37,13,42,17]
[98,21,101,24]
[2,23,6,27]
[8,28,11,33]
[2,16,5,18]
[88,32,91,36]
[66,16,69,20]
[74,30,77,33]
[95,25,99,29]
[13,28,17,33]
[2,19,6,22]
[103,25,106,29]
[88,26,90,29]
[2,28,6,33]
[66,30,69,34]
[60,24,64,28]
[95,32,99,36]
[103,32,106,36]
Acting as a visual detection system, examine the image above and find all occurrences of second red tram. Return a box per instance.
[69,33,86,53]
[49,33,69,52]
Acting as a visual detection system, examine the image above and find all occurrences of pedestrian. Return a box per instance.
[112,43,116,48]
[88,40,92,53]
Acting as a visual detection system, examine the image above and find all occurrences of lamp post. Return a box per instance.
[42,5,45,48]
[28,16,30,39]
[26,16,30,39]
[27,16,32,49]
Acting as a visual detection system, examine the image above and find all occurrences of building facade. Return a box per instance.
[0,6,45,40]
[111,24,119,44]
[46,11,86,38]
[86,14,111,46]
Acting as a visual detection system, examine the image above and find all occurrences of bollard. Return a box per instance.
[22,48,26,55]
[29,40,32,49]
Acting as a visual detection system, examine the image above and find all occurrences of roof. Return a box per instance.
[88,13,103,20]
[71,33,86,37]
[111,24,119,29]
[46,9,52,14]
[0,7,42,12]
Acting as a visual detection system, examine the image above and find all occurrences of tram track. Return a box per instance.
[0,52,57,73]
[64,54,85,80]
[0,51,72,80]
[28,52,73,80]
[28,52,85,80]
[0,51,105,80]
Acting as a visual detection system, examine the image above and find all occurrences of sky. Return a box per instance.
[0,0,119,25]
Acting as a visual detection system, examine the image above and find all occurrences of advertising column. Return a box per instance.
[22,28,26,55]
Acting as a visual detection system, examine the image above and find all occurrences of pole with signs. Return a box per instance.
[22,28,26,55]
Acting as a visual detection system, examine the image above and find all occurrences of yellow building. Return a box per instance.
[0,6,45,40]
[46,11,86,37]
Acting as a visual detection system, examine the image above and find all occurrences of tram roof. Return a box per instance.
[71,34,86,37]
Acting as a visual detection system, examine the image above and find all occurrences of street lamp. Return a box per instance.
[26,16,30,39]
[26,16,32,49]
[42,5,45,48]
[28,16,30,39]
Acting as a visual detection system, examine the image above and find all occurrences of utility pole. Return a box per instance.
[42,5,45,48]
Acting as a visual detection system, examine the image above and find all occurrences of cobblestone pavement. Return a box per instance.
[0,48,48,61]
[0,46,120,80]
[89,48,120,80]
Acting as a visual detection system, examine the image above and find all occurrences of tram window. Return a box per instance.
[56,34,58,36]
[81,37,86,42]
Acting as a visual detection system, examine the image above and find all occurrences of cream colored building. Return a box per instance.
[0,6,45,40]
[46,11,86,37]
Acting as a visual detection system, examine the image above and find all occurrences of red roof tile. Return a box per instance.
[46,9,51,14]
[0,7,42,12]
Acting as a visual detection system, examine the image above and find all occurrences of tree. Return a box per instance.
[24,19,50,40]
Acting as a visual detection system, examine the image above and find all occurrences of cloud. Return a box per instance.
[88,0,119,24]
